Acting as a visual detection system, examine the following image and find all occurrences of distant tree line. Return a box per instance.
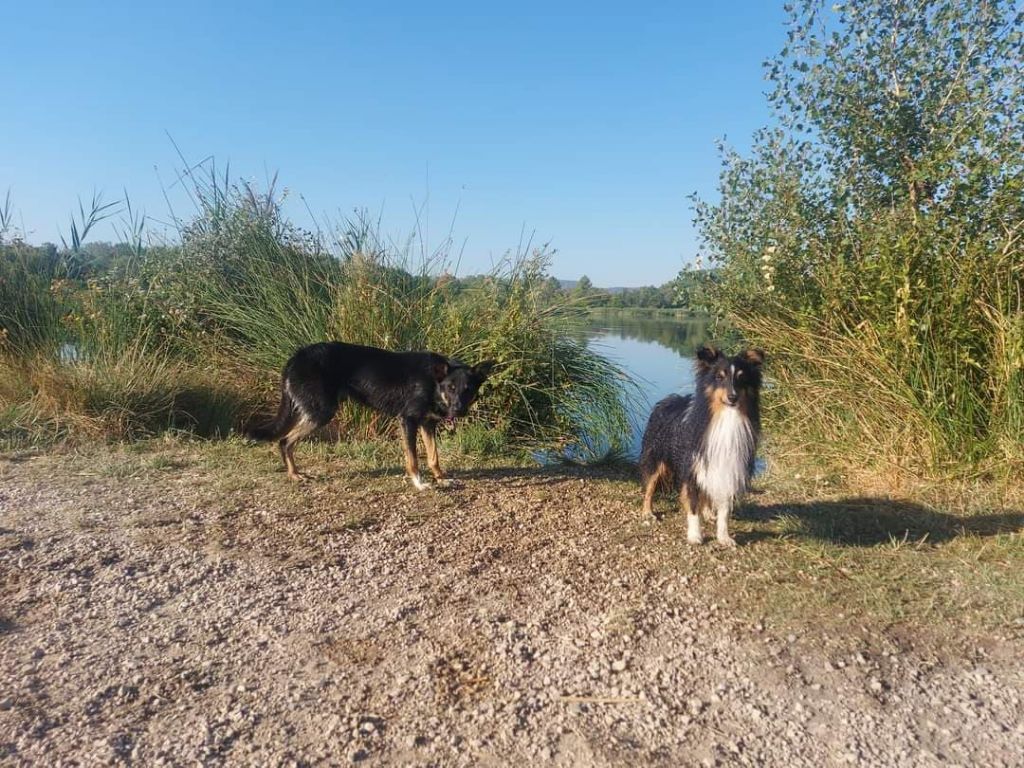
[2,233,710,315]
[552,269,710,309]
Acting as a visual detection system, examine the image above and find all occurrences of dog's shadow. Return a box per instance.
[342,461,632,488]
[298,458,1022,548]
[737,497,1024,547]
[455,462,634,482]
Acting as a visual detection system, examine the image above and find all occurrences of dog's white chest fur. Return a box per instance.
[693,407,755,506]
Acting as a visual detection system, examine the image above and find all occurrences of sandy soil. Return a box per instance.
[1,442,1021,766]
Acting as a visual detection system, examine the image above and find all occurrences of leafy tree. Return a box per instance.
[695,0,1024,473]
[667,267,714,309]
[574,275,594,296]
[538,275,564,303]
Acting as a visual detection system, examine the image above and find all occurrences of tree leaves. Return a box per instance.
[693,0,1024,469]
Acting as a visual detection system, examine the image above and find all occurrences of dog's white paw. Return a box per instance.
[687,515,703,545]
[434,477,454,488]
[716,535,737,548]
[410,474,432,491]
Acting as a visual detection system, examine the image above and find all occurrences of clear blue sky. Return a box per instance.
[4,1,786,286]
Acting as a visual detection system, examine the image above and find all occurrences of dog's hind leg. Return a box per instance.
[277,378,339,482]
[402,417,430,490]
[419,423,446,482]
[279,416,319,482]
[641,462,668,520]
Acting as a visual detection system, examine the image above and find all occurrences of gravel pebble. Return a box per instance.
[0,446,1021,767]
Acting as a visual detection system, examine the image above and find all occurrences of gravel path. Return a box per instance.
[1,445,1022,766]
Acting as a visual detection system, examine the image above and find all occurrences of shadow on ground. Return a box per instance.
[351,461,637,485]
[248,452,1021,549]
[738,497,1024,547]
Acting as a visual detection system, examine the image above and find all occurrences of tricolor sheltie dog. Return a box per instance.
[639,345,764,547]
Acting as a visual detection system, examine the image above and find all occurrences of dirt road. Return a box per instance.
[1,443,1021,766]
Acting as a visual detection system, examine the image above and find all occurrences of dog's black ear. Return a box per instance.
[743,348,765,368]
[431,359,450,382]
[472,360,496,380]
[695,344,721,372]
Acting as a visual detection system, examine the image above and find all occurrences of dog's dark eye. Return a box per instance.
[716,371,725,380]
[736,370,743,379]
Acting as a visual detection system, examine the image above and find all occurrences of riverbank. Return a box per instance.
[2,439,1021,765]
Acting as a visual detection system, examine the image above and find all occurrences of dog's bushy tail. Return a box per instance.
[246,381,296,442]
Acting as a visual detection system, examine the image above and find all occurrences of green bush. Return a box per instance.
[0,241,65,353]
[1,178,635,458]
[179,181,635,454]
[694,0,1024,477]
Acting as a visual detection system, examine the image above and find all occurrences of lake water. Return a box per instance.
[582,311,711,458]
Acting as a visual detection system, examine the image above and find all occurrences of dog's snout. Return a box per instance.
[726,392,739,405]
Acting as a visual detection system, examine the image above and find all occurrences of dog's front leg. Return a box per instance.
[419,423,445,481]
[402,417,430,490]
[715,501,736,547]
[683,484,703,545]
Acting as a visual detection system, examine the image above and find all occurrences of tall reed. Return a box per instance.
[1,178,636,458]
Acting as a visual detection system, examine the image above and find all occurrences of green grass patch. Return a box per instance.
[719,464,1024,635]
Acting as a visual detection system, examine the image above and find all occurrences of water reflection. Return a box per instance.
[585,310,712,358]
[582,311,711,458]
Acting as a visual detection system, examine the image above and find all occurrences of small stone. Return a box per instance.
[687,698,705,716]
[611,659,627,673]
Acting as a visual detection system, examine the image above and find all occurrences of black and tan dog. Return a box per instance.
[248,341,494,488]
